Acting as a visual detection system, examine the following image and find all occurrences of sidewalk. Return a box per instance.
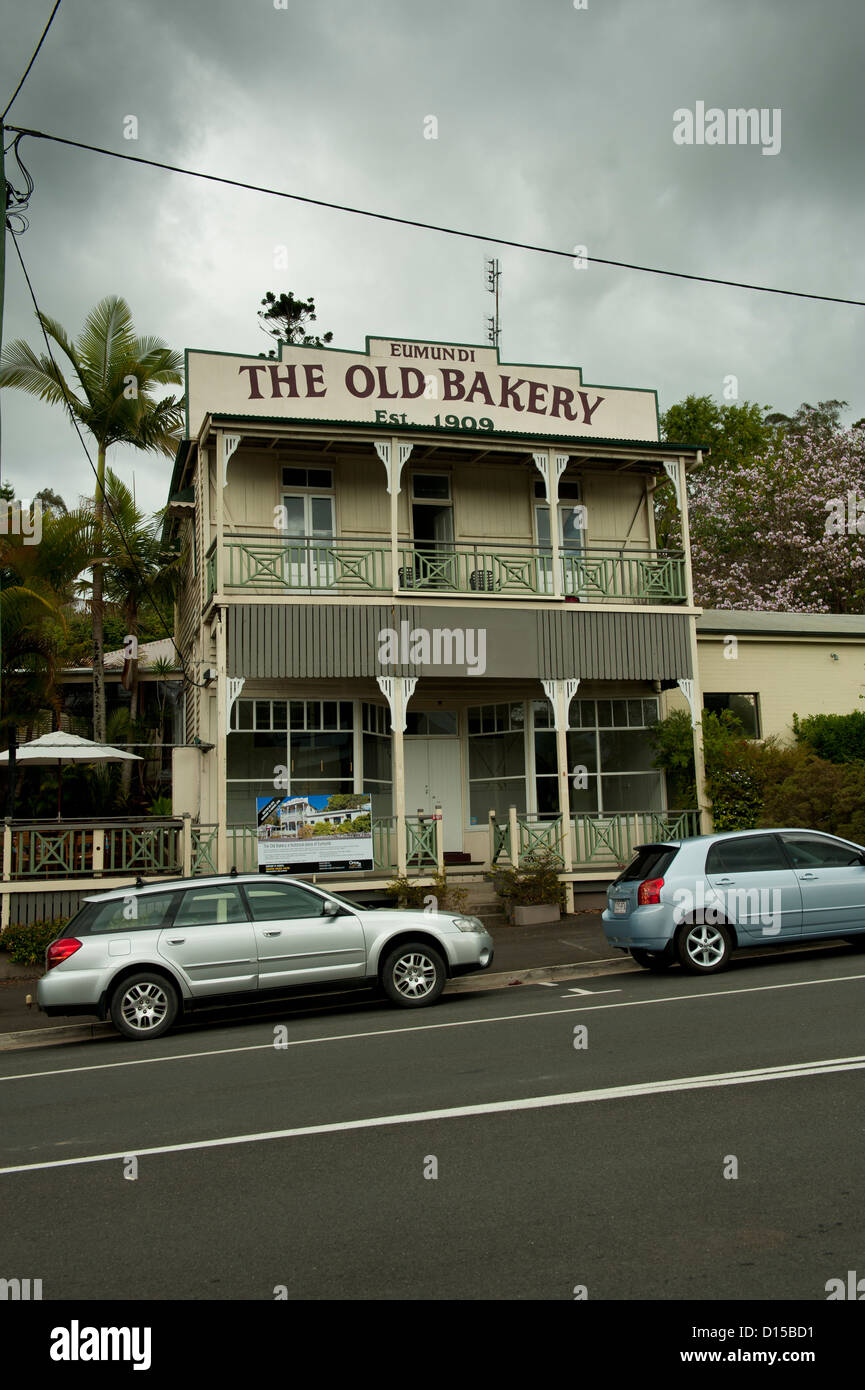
[0,910,623,1042]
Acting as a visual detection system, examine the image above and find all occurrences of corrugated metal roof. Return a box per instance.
[697,609,865,637]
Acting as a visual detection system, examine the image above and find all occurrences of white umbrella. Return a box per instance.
[0,732,142,817]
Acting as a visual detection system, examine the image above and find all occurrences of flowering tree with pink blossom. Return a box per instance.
[688,424,865,612]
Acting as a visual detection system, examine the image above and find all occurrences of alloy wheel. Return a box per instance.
[683,923,727,969]
[392,952,438,999]
[120,981,170,1033]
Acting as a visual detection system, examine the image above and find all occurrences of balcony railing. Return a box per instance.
[490,809,701,868]
[5,820,187,879]
[206,534,687,604]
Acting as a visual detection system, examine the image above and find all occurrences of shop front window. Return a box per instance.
[533,696,663,816]
[228,699,355,825]
[467,702,526,821]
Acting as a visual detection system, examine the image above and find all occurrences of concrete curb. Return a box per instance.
[0,1020,117,1050]
[445,955,638,991]
[0,954,635,1051]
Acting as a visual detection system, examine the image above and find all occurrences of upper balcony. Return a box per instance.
[205,535,687,605]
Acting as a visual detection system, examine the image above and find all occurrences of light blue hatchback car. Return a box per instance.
[602,828,865,973]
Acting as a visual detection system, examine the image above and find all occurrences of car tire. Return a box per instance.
[630,947,674,971]
[109,971,179,1040]
[675,920,733,974]
[381,942,447,1008]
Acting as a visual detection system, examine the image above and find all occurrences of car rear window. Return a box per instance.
[614,845,678,885]
[705,835,787,874]
[75,892,179,934]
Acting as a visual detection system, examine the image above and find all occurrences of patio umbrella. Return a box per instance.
[0,731,142,817]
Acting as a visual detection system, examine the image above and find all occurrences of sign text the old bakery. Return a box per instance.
[186,335,659,442]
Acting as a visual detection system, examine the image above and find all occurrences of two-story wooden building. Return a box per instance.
[165,335,709,904]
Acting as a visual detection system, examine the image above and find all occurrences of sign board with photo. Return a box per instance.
[256,794,373,873]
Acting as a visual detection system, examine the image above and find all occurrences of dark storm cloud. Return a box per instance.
[1,0,863,514]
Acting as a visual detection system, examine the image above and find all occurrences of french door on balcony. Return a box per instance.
[408,479,455,589]
[281,493,335,588]
[535,502,584,596]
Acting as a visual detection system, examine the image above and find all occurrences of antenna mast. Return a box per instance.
[485,257,501,350]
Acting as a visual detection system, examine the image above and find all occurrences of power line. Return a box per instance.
[6,122,865,310]
[6,231,210,694]
[1,2,64,122]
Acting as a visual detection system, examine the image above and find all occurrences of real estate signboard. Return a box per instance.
[256,794,373,873]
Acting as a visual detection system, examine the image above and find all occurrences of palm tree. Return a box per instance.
[0,296,183,741]
[0,502,92,814]
[89,469,181,795]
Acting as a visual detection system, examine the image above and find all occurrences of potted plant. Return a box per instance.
[385,871,469,914]
[488,848,566,925]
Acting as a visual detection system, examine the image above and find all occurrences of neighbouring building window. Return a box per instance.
[533,696,663,816]
[703,692,760,739]
[467,702,527,821]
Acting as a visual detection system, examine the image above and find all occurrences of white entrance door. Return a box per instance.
[404,738,463,852]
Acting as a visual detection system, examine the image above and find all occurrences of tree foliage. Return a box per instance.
[688,422,865,611]
[0,296,183,741]
[793,710,865,763]
[257,291,333,357]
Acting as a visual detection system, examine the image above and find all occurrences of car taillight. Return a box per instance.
[637,877,664,906]
[46,938,83,969]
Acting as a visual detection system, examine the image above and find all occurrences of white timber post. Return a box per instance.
[378,676,416,876]
[508,804,519,866]
[533,450,568,598]
[543,678,578,913]
[668,450,712,834]
[1,820,11,931]
[215,612,228,872]
[376,439,412,595]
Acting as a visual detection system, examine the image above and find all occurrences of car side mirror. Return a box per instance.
[321,899,340,916]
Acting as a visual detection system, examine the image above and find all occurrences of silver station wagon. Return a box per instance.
[602,828,865,973]
[37,874,494,1040]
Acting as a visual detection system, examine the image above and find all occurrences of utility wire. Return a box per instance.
[6,123,864,309]
[7,232,211,693]
[1,2,64,121]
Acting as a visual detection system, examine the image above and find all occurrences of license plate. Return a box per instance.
[613,899,628,915]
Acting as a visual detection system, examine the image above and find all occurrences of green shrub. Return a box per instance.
[760,757,865,839]
[488,848,566,908]
[647,709,697,807]
[385,872,468,913]
[649,709,806,832]
[0,919,67,967]
[793,711,865,764]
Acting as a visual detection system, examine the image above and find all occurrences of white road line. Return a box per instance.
[1,1054,863,1176]
[2,968,865,1085]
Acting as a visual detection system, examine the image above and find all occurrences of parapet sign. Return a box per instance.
[185,336,659,443]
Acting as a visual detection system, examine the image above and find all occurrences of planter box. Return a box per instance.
[510,903,561,926]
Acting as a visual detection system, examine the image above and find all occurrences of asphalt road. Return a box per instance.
[1,943,864,1301]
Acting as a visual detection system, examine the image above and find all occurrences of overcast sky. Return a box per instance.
[1,0,863,517]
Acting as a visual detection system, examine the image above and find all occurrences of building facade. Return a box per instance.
[690,610,865,741]
[166,335,709,900]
